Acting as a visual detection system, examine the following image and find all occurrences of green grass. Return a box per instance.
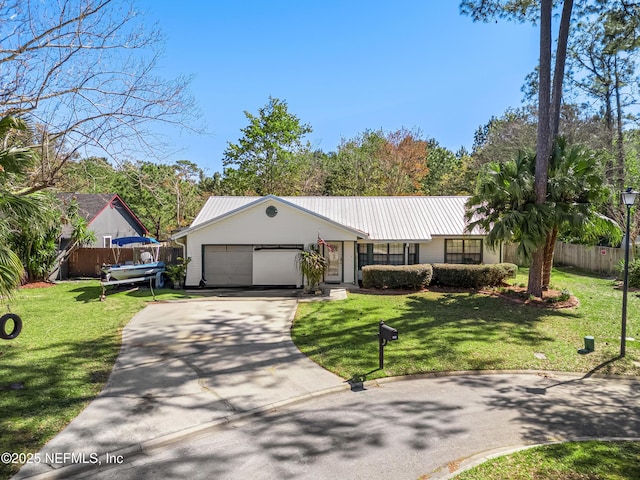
[453,441,640,479]
[293,267,640,380]
[0,281,194,479]
[2,269,639,479]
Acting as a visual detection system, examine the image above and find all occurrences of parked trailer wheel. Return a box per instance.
[0,313,22,340]
[154,272,165,288]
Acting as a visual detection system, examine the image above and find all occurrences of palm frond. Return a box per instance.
[0,244,24,298]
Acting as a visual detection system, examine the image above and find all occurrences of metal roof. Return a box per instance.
[181,195,482,241]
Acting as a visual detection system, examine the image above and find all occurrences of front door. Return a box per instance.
[324,242,342,283]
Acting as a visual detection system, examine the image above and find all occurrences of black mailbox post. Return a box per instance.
[378,321,398,369]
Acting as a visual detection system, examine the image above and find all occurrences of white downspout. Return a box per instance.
[174,237,187,281]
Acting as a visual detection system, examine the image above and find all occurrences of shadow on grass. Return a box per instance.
[525,442,640,479]
[69,283,193,303]
[294,291,579,382]
[0,334,120,479]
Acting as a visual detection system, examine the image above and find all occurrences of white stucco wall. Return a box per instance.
[183,199,359,286]
[418,241,442,264]
[483,243,502,264]
[418,237,501,265]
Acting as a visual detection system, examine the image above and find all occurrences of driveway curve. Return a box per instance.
[13,297,640,480]
[14,297,345,479]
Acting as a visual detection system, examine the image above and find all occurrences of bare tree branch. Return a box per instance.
[0,0,201,192]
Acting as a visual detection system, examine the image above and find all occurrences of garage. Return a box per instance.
[253,246,302,287]
[203,245,253,286]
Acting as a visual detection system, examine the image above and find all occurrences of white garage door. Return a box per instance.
[203,245,253,286]
[253,249,302,287]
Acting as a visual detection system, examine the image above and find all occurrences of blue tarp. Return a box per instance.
[111,237,160,246]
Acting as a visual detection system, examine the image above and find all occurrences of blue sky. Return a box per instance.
[139,1,540,176]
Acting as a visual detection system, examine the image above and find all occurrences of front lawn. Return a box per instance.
[293,267,640,380]
[0,281,192,479]
[453,441,640,480]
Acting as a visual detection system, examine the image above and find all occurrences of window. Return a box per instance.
[408,243,418,264]
[357,243,418,269]
[103,236,112,248]
[445,239,482,264]
[387,243,404,265]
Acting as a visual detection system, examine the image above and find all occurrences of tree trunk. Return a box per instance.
[550,0,574,138]
[605,88,615,184]
[614,56,625,192]
[542,227,558,289]
[529,0,553,298]
[535,0,553,207]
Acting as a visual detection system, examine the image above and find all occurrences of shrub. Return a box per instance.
[616,258,640,288]
[165,256,191,288]
[296,244,328,292]
[431,263,517,288]
[362,264,433,290]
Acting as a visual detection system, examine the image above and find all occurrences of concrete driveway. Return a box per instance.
[76,373,640,480]
[15,297,345,479]
[14,295,640,480]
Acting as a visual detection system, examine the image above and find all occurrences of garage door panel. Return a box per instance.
[204,245,252,286]
[253,250,301,286]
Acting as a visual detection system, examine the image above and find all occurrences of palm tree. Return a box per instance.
[466,151,552,264]
[467,137,615,293]
[0,116,44,296]
[542,137,615,287]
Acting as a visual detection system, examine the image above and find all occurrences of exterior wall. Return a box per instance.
[183,199,358,287]
[418,237,499,265]
[343,241,356,284]
[483,243,501,264]
[184,235,204,286]
[89,201,146,247]
[418,240,443,264]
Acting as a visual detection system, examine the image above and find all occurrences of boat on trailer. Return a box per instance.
[100,236,166,284]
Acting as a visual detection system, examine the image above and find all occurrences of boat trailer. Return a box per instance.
[99,271,165,301]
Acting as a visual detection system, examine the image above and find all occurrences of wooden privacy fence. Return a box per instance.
[503,241,628,276]
[553,242,627,275]
[66,246,183,278]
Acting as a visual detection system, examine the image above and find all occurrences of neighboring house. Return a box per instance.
[171,195,502,288]
[56,193,149,249]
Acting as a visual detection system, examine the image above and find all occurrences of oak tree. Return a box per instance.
[222,97,312,195]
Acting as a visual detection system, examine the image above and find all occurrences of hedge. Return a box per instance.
[431,263,518,288]
[362,264,433,290]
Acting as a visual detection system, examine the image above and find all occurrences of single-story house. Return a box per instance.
[56,193,149,249]
[171,195,502,288]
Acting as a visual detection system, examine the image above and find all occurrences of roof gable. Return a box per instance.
[175,195,482,241]
[179,195,367,239]
[56,193,149,234]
